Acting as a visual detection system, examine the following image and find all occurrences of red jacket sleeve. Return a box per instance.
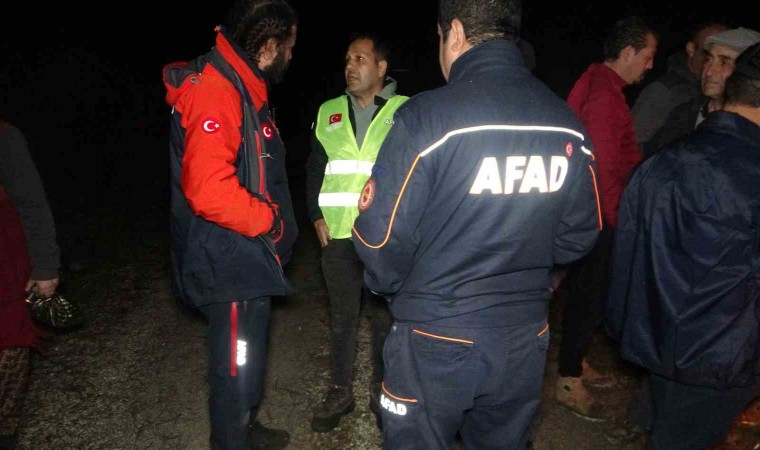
[175,72,274,237]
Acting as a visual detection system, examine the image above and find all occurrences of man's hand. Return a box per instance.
[313,219,331,247]
[25,278,60,298]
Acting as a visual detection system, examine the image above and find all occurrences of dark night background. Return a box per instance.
[0,1,755,269]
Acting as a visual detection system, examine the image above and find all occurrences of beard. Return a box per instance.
[262,50,290,85]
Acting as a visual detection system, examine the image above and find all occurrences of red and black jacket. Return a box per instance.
[163,28,298,307]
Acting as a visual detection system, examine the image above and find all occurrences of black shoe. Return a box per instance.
[249,420,289,450]
[369,381,383,431]
[603,421,647,445]
[311,385,355,432]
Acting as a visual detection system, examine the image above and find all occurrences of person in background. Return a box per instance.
[632,21,728,154]
[606,42,760,450]
[352,0,601,447]
[0,120,60,450]
[604,25,760,446]
[162,0,299,448]
[557,15,657,421]
[645,26,760,155]
[306,32,406,433]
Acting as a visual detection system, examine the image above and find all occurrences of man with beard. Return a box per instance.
[162,1,299,448]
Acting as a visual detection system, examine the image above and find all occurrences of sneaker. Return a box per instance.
[311,385,355,432]
[581,358,616,390]
[249,420,290,450]
[603,420,647,445]
[737,396,760,426]
[555,376,607,422]
[369,381,383,431]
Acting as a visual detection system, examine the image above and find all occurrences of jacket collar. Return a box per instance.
[448,39,526,84]
[704,111,760,146]
[215,27,268,109]
[592,63,627,91]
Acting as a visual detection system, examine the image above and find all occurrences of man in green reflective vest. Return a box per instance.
[305,32,408,433]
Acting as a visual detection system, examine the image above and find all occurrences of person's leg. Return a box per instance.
[201,298,283,450]
[604,369,653,444]
[0,347,30,450]
[556,228,613,420]
[460,321,548,450]
[366,288,391,384]
[364,285,392,429]
[626,372,653,429]
[312,239,364,432]
[322,239,363,387]
[381,322,477,449]
[647,373,759,450]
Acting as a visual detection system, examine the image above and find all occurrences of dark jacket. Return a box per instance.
[607,111,760,389]
[352,40,601,327]
[642,95,708,157]
[0,121,57,348]
[632,52,701,147]
[0,122,60,281]
[163,29,298,308]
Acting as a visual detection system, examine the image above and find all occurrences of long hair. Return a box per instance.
[224,0,298,63]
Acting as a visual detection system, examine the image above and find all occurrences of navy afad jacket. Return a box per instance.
[352,40,602,327]
[608,111,760,389]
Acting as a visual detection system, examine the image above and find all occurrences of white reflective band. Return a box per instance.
[318,192,361,207]
[419,125,586,157]
[581,146,593,155]
[324,160,374,176]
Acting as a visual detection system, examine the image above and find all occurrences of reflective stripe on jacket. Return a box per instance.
[316,95,407,238]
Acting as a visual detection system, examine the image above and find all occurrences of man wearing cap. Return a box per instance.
[606,42,760,450]
[645,26,760,154]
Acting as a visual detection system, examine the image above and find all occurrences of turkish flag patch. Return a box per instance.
[358,178,375,212]
[329,113,342,124]
[565,142,573,157]
[262,124,274,140]
[201,117,221,134]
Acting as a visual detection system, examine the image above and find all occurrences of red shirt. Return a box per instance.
[567,63,642,227]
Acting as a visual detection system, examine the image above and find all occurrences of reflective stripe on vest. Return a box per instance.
[315,95,408,238]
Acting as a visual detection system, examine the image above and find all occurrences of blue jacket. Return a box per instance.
[352,40,601,327]
[164,30,298,308]
[607,111,760,389]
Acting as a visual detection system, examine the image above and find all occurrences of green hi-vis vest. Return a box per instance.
[316,95,408,239]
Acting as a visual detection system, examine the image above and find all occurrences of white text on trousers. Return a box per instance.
[381,394,408,415]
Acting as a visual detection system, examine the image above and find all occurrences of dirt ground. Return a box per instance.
[13,177,760,450]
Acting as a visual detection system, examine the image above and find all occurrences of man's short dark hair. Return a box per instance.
[603,15,655,61]
[224,0,298,63]
[725,42,760,107]
[438,0,521,47]
[348,32,391,67]
[688,20,731,43]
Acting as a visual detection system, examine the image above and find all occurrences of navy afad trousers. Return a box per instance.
[380,320,549,449]
[200,297,271,450]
